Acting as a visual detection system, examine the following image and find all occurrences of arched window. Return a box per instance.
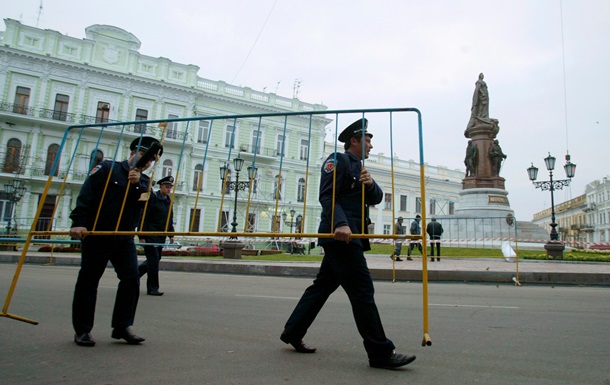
[89,149,104,172]
[3,138,22,173]
[162,159,173,178]
[45,143,60,176]
[193,164,203,191]
[297,177,306,202]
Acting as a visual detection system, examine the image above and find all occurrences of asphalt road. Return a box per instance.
[1,264,609,385]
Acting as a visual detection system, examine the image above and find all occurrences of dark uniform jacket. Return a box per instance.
[318,152,383,250]
[70,159,149,235]
[426,221,444,239]
[141,189,175,244]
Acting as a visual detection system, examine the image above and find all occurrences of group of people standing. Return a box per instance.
[392,215,444,262]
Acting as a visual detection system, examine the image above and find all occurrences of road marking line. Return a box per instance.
[430,303,519,309]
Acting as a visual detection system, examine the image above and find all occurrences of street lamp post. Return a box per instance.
[219,156,257,239]
[282,209,302,234]
[3,178,27,235]
[527,153,576,259]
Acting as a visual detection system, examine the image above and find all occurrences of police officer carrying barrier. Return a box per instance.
[70,136,163,347]
[138,175,175,296]
[280,118,416,369]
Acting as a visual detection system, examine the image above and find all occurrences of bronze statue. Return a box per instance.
[467,73,489,129]
[464,140,477,177]
[489,139,507,176]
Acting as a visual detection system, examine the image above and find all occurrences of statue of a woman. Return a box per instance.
[467,73,489,128]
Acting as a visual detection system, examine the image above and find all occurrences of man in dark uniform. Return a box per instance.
[426,218,444,262]
[138,175,175,296]
[70,136,163,347]
[280,118,416,369]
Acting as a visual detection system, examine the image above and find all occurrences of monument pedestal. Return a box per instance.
[455,188,514,218]
[223,240,245,259]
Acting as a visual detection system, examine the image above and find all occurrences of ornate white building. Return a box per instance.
[0,19,464,244]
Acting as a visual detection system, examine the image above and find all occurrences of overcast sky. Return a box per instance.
[4,0,609,221]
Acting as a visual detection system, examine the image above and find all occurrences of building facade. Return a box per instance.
[0,19,464,244]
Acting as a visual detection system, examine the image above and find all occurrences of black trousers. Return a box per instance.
[139,244,163,292]
[283,241,395,359]
[72,237,140,334]
[407,242,423,255]
[429,238,441,256]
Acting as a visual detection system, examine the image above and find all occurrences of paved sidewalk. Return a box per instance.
[1,251,608,285]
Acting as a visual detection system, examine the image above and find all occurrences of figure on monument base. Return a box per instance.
[464,140,477,177]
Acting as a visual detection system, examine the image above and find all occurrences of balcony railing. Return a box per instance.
[0,102,186,140]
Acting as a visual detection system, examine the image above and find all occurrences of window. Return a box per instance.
[53,94,69,121]
[3,138,22,173]
[271,214,281,233]
[45,144,60,176]
[135,109,148,133]
[273,175,283,200]
[297,178,306,203]
[415,197,422,214]
[162,159,173,178]
[220,210,230,232]
[247,213,256,233]
[384,193,392,210]
[197,121,210,144]
[167,114,179,139]
[95,102,110,123]
[300,139,309,161]
[189,208,201,232]
[89,149,104,172]
[225,125,235,148]
[250,130,261,154]
[449,202,455,215]
[383,224,391,235]
[429,199,436,215]
[276,135,284,156]
[193,164,203,191]
[400,195,407,211]
[13,87,30,114]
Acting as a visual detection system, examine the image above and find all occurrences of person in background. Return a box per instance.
[70,136,162,347]
[426,218,444,262]
[391,217,411,261]
[407,215,423,257]
[138,175,175,296]
[279,118,416,370]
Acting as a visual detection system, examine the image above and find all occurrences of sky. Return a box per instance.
[4,0,609,221]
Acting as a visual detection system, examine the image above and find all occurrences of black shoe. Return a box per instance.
[147,290,164,296]
[407,257,413,261]
[437,258,440,261]
[280,332,316,353]
[430,258,434,262]
[111,327,145,344]
[370,352,416,369]
[395,257,403,262]
[74,332,96,347]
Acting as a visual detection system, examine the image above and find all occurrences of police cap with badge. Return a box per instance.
[338,118,373,143]
[157,175,174,186]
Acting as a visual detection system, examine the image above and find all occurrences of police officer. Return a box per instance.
[407,215,423,257]
[280,118,416,369]
[70,136,162,347]
[138,175,175,296]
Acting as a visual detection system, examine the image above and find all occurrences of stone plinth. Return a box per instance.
[223,241,245,259]
[544,241,565,259]
[455,188,514,218]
